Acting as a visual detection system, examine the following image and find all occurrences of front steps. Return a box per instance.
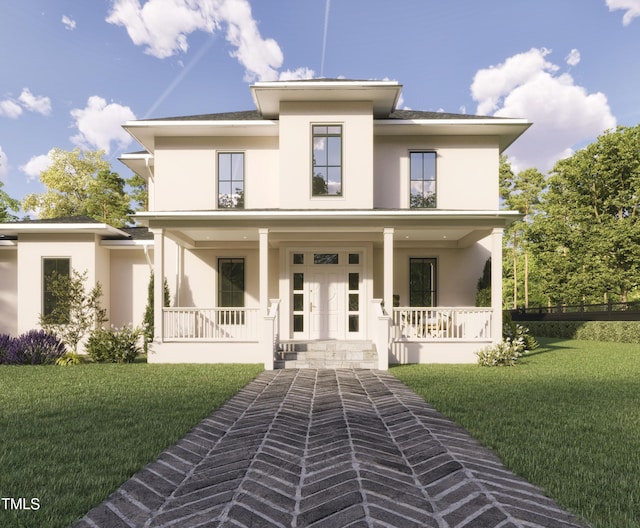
[275,340,378,369]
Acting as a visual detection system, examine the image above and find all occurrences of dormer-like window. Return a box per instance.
[312,125,342,196]
[410,151,436,208]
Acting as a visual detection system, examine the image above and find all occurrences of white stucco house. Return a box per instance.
[0,79,529,369]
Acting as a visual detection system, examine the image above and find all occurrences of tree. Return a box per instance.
[501,164,545,308]
[530,125,640,303]
[127,173,149,212]
[40,269,107,353]
[0,180,19,222]
[22,148,133,227]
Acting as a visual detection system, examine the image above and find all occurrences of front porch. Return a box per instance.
[141,210,511,368]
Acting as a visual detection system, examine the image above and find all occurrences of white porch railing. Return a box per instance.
[393,307,493,340]
[163,308,260,341]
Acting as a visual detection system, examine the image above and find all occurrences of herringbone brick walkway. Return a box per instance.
[75,369,590,527]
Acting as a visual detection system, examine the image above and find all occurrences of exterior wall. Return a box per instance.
[390,341,491,364]
[152,136,279,211]
[148,341,263,363]
[109,249,151,328]
[373,238,491,306]
[374,136,499,210]
[0,248,17,335]
[278,101,374,209]
[16,234,106,335]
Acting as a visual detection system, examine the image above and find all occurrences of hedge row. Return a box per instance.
[526,321,640,343]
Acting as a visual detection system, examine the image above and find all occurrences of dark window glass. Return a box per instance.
[218,152,244,209]
[218,258,244,307]
[348,315,359,332]
[312,125,342,196]
[293,253,304,264]
[293,273,304,291]
[410,151,436,209]
[43,258,71,323]
[348,253,359,265]
[409,258,437,307]
[349,273,359,291]
[293,293,304,312]
[349,294,359,311]
[293,314,304,332]
[314,253,339,264]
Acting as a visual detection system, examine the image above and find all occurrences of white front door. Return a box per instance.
[309,271,342,339]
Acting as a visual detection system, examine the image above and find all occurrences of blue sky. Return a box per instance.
[1,0,639,214]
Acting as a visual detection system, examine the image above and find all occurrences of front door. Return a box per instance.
[290,249,365,340]
[310,271,341,339]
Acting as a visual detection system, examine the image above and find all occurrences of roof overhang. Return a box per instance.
[375,118,532,152]
[0,221,129,238]
[134,209,521,249]
[251,80,403,119]
[122,119,278,152]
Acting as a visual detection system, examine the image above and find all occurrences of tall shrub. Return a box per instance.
[143,272,171,352]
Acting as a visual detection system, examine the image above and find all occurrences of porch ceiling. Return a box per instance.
[136,209,517,249]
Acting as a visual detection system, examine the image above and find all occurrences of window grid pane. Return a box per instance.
[42,258,71,323]
[218,258,245,307]
[409,258,437,307]
[312,125,342,196]
[410,151,436,209]
[218,152,245,209]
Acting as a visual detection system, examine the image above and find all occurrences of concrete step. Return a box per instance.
[276,340,378,369]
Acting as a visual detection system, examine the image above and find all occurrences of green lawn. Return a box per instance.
[392,338,640,528]
[0,363,262,528]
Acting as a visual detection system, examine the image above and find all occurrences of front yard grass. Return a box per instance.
[0,363,262,528]
[392,338,640,528]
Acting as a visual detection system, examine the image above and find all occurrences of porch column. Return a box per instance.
[491,227,503,343]
[383,228,394,314]
[151,228,165,343]
[259,228,269,316]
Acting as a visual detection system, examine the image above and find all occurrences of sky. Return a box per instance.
[1,0,639,215]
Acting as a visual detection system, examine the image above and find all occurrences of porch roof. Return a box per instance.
[134,209,520,249]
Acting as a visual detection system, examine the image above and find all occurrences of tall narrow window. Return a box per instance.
[410,151,436,208]
[218,152,244,208]
[42,258,71,323]
[218,258,245,307]
[312,125,342,196]
[409,258,437,307]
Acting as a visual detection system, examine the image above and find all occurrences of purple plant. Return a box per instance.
[0,334,18,365]
[9,330,67,365]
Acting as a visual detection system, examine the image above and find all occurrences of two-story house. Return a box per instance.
[0,79,529,369]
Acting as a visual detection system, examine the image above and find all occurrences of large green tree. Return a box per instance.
[501,163,545,308]
[22,148,133,227]
[530,125,640,303]
[0,180,20,222]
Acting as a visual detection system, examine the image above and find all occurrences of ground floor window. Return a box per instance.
[409,258,437,306]
[42,258,71,323]
[218,258,245,307]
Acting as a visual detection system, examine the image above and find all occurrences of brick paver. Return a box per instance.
[75,369,590,527]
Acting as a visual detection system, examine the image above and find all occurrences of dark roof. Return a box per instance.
[12,215,101,224]
[143,108,497,123]
[104,226,153,240]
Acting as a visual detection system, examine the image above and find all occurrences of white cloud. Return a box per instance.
[106,0,310,82]
[471,48,616,173]
[18,88,52,116]
[606,0,640,25]
[20,151,54,182]
[0,146,8,181]
[70,96,136,154]
[0,99,23,119]
[62,15,77,30]
[278,67,315,81]
[565,48,581,67]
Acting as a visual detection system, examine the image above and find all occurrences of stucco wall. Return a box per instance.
[374,135,499,210]
[109,249,151,328]
[0,248,17,335]
[278,101,374,210]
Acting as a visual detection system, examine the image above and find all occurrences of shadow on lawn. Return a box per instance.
[525,338,573,358]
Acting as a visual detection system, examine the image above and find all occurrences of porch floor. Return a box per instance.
[75,369,588,528]
[275,340,377,369]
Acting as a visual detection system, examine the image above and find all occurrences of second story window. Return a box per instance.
[410,151,436,208]
[312,125,342,196]
[218,152,244,209]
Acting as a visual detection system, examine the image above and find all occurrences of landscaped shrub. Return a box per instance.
[87,325,143,363]
[526,321,640,343]
[5,330,67,365]
[55,352,88,366]
[477,338,523,366]
[0,333,17,364]
[503,321,539,352]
